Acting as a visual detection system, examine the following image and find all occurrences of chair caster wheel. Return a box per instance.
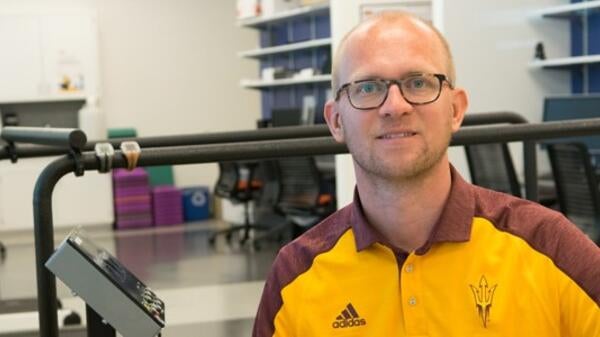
[225,233,233,243]
[63,311,82,326]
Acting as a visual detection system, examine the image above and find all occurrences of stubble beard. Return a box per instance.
[348,130,452,184]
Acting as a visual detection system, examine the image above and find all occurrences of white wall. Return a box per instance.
[445,0,570,178]
[95,0,260,187]
[330,0,571,208]
[1,0,261,188]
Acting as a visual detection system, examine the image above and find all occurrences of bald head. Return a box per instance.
[331,12,455,92]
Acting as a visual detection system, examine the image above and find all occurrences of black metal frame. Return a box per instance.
[334,73,452,107]
[8,115,600,337]
[0,124,332,161]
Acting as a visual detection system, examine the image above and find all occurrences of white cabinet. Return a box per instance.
[0,157,113,231]
[0,15,44,101]
[0,12,99,103]
[0,12,109,233]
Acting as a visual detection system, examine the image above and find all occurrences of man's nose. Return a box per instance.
[378,83,413,117]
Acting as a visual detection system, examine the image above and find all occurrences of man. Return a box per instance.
[253,12,600,337]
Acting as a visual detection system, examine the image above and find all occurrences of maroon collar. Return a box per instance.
[350,165,475,253]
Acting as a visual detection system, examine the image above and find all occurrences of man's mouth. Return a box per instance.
[377,131,417,139]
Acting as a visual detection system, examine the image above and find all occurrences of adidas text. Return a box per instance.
[332,318,367,329]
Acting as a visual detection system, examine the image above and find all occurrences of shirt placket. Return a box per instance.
[400,253,427,336]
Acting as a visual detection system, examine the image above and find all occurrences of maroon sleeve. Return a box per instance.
[252,247,295,337]
[474,186,600,306]
[252,207,353,337]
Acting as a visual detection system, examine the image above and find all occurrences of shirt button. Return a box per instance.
[405,264,414,273]
[408,296,417,306]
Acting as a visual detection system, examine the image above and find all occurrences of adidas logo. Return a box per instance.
[331,303,367,329]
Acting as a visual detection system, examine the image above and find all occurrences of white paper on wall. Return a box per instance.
[359,0,432,22]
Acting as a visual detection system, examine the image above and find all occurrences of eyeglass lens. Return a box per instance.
[347,74,442,109]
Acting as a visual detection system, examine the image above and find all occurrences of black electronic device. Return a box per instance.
[542,94,600,150]
[46,228,165,337]
[271,108,303,127]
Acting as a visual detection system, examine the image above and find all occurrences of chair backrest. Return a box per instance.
[547,142,600,243]
[253,160,280,207]
[275,156,332,216]
[214,161,261,202]
[464,143,521,197]
[214,162,239,198]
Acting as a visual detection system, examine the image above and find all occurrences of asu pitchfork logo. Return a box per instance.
[469,275,497,328]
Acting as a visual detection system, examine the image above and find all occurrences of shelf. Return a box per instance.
[240,74,331,88]
[0,94,88,105]
[534,0,600,19]
[239,38,331,59]
[530,54,600,69]
[237,2,329,28]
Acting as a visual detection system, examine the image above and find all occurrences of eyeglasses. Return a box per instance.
[335,73,453,110]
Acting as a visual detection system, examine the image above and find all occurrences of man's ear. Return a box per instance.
[324,100,345,143]
[450,88,468,132]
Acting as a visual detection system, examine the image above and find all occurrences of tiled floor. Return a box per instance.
[0,220,282,337]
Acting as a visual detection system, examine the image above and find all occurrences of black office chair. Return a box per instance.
[465,143,522,197]
[252,156,335,247]
[274,156,335,237]
[547,142,600,244]
[209,161,267,245]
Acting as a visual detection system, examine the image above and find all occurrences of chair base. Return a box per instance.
[251,225,296,250]
[208,223,272,246]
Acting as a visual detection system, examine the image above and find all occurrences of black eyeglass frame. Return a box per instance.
[334,73,454,110]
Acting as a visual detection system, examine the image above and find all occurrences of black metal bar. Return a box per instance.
[86,305,116,337]
[35,118,600,337]
[0,125,332,160]
[1,127,86,150]
[33,157,74,337]
[0,113,529,161]
[462,111,528,125]
[461,111,537,201]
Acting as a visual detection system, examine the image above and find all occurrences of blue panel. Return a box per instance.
[261,90,272,119]
[294,84,311,109]
[260,59,271,71]
[570,16,583,56]
[315,13,331,39]
[589,64,600,93]
[316,46,332,74]
[271,23,289,46]
[260,29,272,48]
[572,67,584,93]
[273,87,293,108]
[293,50,313,71]
[589,12,600,55]
[291,17,311,42]
[273,54,290,70]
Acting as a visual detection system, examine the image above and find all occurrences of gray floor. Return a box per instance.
[0,220,282,337]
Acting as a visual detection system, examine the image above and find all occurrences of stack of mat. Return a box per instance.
[113,168,153,229]
[152,186,183,226]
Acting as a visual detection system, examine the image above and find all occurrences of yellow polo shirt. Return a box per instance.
[253,167,600,337]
